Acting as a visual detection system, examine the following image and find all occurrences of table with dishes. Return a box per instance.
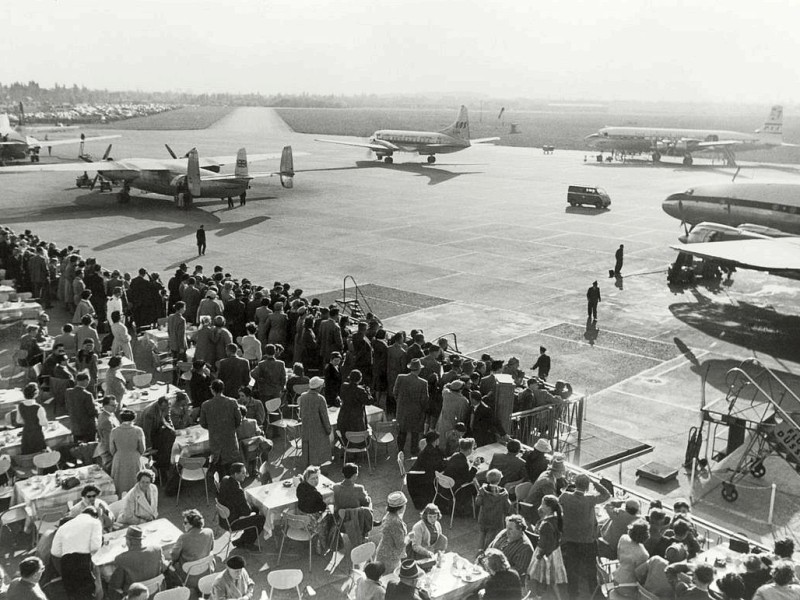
[142,325,199,352]
[96,355,136,381]
[172,424,210,460]
[122,383,174,415]
[0,420,72,456]
[0,388,25,421]
[13,464,115,525]
[245,475,335,537]
[381,552,488,600]
[328,404,385,428]
[0,301,42,320]
[92,518,182,579]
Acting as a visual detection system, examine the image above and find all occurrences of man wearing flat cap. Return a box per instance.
[386,558,429,600]
[211,555,254,600]
[393,358,429,457]
[109,526,166,600]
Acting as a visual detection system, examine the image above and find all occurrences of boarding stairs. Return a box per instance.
[699,358,800,502]
[336,276,373,323]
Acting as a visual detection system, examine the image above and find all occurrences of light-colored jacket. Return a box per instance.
[411,518,444,558]
[117,483,159,525]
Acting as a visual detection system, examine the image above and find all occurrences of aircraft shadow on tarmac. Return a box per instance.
[688,356,800,398]
[0,193,269,252]
[299,160,483,185]
[670,300,800,362]
[565,206,610,217]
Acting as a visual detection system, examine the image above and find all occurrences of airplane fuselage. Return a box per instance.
[372,130,468,156]
[662,183,800,235]
[99,166,248,198]
[586,127,777,156]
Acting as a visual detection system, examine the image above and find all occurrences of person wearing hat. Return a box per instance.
[385,331,408,416]
[353,561,386,600]
[601,497,642,559]
[250,343,287,404]
[479,359,505,404]
[502,357,525,386]
[522,438,552,483]
[338,369,373,449]
[109,525,166,600]
[197,289,224,324]
[299,376,332,467]
[393,357,429,457]
[470,386,508,448]
[264,301,288,347]
[636,542,688,598]
[587,280,601,321]
[436,378,470,443]
[386,559,427,600]
[531,346,551,381]
[522,452,568,525]
[211,555,254,600]
[376,492,409,573]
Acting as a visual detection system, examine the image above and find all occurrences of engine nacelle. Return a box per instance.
[170,174,186,188]
[280,174,294,189]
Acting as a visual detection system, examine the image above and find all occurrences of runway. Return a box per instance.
[2,107,798,539]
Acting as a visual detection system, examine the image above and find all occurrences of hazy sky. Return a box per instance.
[5,0,800,103]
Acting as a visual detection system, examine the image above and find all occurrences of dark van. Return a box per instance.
[567,185,611,208]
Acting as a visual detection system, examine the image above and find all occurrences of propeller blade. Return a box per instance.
[90,174,100,190]
[165,144,178,159]
[102,144,113,161]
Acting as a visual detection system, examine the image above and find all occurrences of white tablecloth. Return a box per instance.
[0,388,24,420]
[92,518,181,579]
[245,475,335,537]
[0,421,72,456]
[122,383,174,415]
[0,301,42,320]
[327,404,385,428]
[13,464,115,521]
[382,552,488,600]
[172,425,209,460]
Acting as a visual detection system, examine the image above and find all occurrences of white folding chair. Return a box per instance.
[514,481,533,512]
[153,587,190,600]
[277,511,315,571]
[139,574,165,597]
[214,500,261,558]
[197,573,217,599]
[176,456,208,505]
[267,569,304,600]
[181,554,216,586]
[0,503,28,543]
[344,431,372,473]
[433,471,476,529]
[372,420,397,461]
[132,372,153,388]
[32,451,60,474]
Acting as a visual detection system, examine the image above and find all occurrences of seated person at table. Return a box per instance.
[7,556,47,600]
[487,515,535,580]
[482,548,523,600]
[410,503,448,559]
[333,462,372,512]
[753,562,800,600]
[75,338,99,390]
[136,396,176,470]
[443,422,466,457]
[169,391,194,429]
[296,465,336,552]
[772,538,800,583]
[477,469,512,550]
[68,484,115,531]
[65,372,98,443]
[18,324,44,367]
[672,520,701,560]
[169,509,214,584]
[236,406,272,465]
[15,382,48,454]
[665,562,715,599]
[108,525,166,600]
[740,554,771,600]
[117,469,159,526]
[613,519,650,597]
[485,438,527,492]
[105,356,128,404]
[522,438,552,484]
[210,555,254,600]
[217,462,266,551]
[644,508,672,558]
[237,386,265,428]
[386,559,429,600]
[441,437,480,514]
[716,573,746,600]
[636,542,687,598]
[54,323,77,357]
[353,561,386,600]
[408,431,445,510]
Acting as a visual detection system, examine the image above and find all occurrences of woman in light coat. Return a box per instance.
[110,409,146,495]
[299,377,331,467]
[117,468,159,525]
[437,380,471,443]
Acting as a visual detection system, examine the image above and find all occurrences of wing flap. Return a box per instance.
[471,137,501,144]
[695,140,744,149]
[670,238,800,271]
[203,151,306,165]
[315,138,394,152]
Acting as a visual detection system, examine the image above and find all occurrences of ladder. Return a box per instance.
[336,276,374,323]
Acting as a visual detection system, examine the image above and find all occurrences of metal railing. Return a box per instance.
[509,398,584,455]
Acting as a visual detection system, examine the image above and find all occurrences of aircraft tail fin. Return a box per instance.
[187,148,202,196]
[438,105,470,142]
[234,148,248,179]
[756,105,783,141]
[280,145,294,189]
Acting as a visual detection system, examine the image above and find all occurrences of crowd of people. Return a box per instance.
[3,224,799,600]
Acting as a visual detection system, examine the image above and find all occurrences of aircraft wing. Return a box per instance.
[27,134,121,148]
[315,138,398,152]
[0,157,170,173]
[203,151,305,165]
[471,137,501,144]
[670,238,800,272]
[694,139,745,150]
[200,171,283,181]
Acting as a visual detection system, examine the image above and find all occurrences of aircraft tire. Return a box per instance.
[595,201,602,209]
[652,152,661,162]
[385,156,393,164]
[427,156,436,164]
[683,156,693,166]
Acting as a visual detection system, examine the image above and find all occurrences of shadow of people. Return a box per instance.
[584,317,598,346]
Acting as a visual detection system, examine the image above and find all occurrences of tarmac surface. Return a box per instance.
[2,106,799,548]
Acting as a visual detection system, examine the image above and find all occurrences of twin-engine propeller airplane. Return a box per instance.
[0,145,298,207]
[662,182,800,280]
[315,105,498,164]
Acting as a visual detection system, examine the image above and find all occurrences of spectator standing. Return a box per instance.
[196,225,206,256]
[530,346,551,381]
[110,409,146,495]
[51,507,103,600]
[65,372,98,443]
[393,358,429,456]
[299,377,332,467]
[199,380,242,475]
[587,280,601,321]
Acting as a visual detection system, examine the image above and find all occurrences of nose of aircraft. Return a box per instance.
[584,133,600,148]
[662,193,683,219]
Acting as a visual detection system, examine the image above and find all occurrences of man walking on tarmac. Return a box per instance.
[587,281,601,321]
[196,225,206,256]
[614,244,624,277]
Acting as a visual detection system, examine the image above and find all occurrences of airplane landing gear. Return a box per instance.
[426,155,436,164]
[384,156,393,164]
[652,151,661,162]
[682,155,694,166]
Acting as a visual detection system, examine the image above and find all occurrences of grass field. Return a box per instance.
[99,105,233,130]
[275,106,800,163]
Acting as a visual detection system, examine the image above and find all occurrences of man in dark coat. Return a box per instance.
[442,437,479,511]
[250,345,286,402]
[65,372,98,443]
[408,431,445,509]
[196,225,206,256]
[318,307,344,364]
[180,278,202,325]
[28,247,50,307]
[393,358,429,457]
[587,280,601,321]
[199,379,242,474]
[84,265,107,325]
[350,321,373,383]
[127,268,151,330]
[217,462,266,550]
[614,244,624,277]
[216,343,251,398]
[530,346,551,381]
